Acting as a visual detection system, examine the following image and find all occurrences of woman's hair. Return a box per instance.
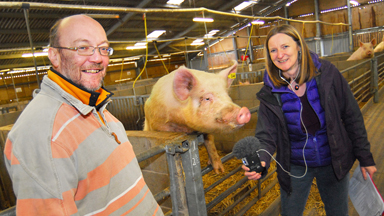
[263,24,317,87]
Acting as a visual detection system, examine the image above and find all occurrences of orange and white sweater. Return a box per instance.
[4,69,163,216]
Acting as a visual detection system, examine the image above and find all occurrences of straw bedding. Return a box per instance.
[199,146,326,215]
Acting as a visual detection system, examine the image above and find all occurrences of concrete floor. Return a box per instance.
[348,88,384,216]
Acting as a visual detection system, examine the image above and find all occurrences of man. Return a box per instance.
[4,14,163,215]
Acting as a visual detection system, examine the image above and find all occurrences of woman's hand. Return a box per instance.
[360,165,377,180]
[242,161,266,180]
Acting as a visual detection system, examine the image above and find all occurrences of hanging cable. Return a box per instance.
[132,13,149,91]
[153,40,169,74]
[242,23,254,69]
[202,11,211,70]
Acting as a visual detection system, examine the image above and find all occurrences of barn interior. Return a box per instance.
[1,0,384,215]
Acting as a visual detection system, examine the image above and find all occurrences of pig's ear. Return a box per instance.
[173,67,196,101]
[219,60,238,87]
[359,41,364,47]
[372,38,377,46]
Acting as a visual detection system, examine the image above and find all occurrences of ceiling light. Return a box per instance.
[135,42,147,46]
[193,17,214,22]
[126,43,147,50]
[204,30,220,38]
[22,52,48,58]
[251,20,265,25]
[126,46,147,50]
[191,39,205,46]
[147,30,166,39]
[167,0,184,5]
[148,58,170,62]
[350,0,359,5]
[233,1,257,13]
[286,0,297,7]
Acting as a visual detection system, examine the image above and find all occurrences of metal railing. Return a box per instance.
[231,70,264,85]
[340,52,384,104]
[106,95,149,130]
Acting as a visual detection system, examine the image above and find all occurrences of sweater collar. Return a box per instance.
[48,67,113,109]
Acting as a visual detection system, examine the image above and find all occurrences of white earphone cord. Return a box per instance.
[259,67,308,179]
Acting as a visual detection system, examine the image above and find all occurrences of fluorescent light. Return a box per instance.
[167,0,184,5]
[135,42,147,46]
[233,1,256,13]
[286,0,297,7]
[204,30,220,37]
[147,30,166,39]
[298,13,313,18]
[193,17,214,22]
[126,43,147,50]
[191,39,205,46]
[251,20,265,25]
[350,0,359,5]
[148,58,170,62]
[321,6,347,13]
[22,52,48,58]
[126,46,147,50]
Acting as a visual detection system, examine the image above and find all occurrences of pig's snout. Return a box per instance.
[237,107,251,125]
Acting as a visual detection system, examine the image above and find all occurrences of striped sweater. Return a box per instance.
[4,70,163,216]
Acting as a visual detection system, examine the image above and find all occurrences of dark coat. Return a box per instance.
[255,58,376,194]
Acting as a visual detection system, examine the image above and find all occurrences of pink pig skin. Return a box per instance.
[347,38,376,61]
[374,35,384,53]
[144,61,251,173]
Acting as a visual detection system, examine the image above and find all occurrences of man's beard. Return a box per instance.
[59,53,105,92]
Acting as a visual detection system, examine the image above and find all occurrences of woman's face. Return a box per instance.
[268,33,301,79]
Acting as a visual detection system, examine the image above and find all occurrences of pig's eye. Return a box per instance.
[200,97,211,102]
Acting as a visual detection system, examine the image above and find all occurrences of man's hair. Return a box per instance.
[49,18,64,47]
[263,24,317,87]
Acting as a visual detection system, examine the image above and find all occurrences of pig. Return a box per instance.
[347,38,376,61]
[374,35,384,53]
[144,61,251,173]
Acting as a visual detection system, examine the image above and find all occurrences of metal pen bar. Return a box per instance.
[234,178,279,216]
[136,145,166,163]
[204,165,243,193]
[218,168,277,216]
[201,153,234,176]
[206,176,248,211]
[181,138,207,216]
[166,146,188,216]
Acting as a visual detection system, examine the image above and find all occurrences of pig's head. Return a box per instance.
[359,38,376,58]
[172,61,251,134]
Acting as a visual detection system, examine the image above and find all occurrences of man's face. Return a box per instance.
[52,15,110,91]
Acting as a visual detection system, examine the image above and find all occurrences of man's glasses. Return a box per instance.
[53,46,114,56]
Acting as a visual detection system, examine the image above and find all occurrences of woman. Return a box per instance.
[242,24,376,216]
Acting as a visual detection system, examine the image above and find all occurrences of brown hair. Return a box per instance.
[263,24,316,87]
[49,18,64,47]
